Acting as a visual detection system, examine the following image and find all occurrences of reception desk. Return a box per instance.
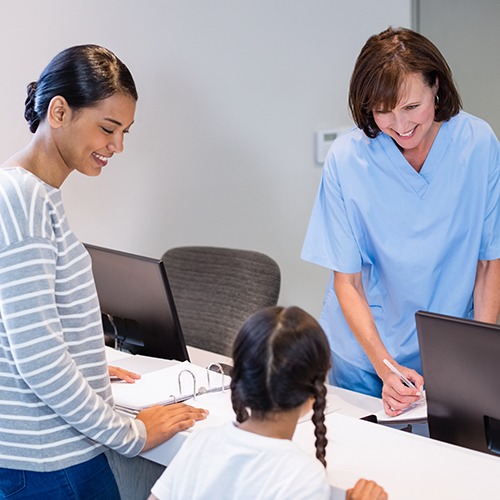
[107,347,500,499]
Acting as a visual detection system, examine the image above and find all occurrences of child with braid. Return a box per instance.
[149,306,387,499]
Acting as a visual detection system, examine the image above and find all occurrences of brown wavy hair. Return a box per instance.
[349,26,462,138]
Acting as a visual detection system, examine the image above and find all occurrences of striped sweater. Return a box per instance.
[0,167,146,472]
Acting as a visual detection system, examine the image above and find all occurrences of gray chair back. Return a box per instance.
[162,246,281,357]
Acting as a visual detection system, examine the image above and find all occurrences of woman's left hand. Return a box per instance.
[108,366,141,383]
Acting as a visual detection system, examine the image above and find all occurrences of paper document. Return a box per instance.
[185,391,236,431]
[105,346,133,363]
[374,393,427,423]
[112,360,231,414]
[298,393,340,424]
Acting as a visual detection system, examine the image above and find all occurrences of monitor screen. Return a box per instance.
[416,310,500,456]
[85,243,189,362]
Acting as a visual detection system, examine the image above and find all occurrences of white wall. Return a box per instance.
[0,1,411,318]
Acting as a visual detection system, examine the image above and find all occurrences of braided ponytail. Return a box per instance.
[231,306,331,468]
[311,378,328,467]
[230,382,250,424]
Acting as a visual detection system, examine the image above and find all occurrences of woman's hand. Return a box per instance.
[346,478,388,500]
[381,363,424,416]
[137,403,209,451]
[108,365,141,383]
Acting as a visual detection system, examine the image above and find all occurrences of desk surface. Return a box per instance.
[305,413,500,500]
[107,347,500,499]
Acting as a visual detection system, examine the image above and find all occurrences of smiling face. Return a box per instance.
[54,92,136,178]
[372,72,439,155]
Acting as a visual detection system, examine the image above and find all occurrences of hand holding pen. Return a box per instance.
[382,359,424,416]
[383,359,424,396]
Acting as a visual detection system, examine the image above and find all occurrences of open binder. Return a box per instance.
[111,360,231,416]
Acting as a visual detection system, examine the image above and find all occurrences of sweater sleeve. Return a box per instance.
[0,237,147,456]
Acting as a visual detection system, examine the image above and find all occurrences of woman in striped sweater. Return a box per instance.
[0,45,206,499]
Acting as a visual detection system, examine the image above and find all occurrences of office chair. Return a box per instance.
[162,246,281,357]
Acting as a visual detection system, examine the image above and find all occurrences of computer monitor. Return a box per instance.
[85,243,189,362]
[415,310,500,456]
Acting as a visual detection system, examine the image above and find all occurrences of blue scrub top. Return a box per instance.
[302,112,500,395]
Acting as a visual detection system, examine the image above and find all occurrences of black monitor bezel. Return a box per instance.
[85,243,189,362]
[416,310,500,456]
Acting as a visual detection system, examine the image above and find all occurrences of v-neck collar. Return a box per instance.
[378,120,451,198]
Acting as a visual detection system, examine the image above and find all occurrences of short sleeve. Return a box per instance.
[479,132,500,260]
[301,152,362,273]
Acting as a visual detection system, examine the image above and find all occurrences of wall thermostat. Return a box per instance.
[315,128,349,165]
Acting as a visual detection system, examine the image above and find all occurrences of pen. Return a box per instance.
[383,359,422,396]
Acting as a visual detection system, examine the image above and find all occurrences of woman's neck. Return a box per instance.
[400,120,442,173]
[2,128,71,188]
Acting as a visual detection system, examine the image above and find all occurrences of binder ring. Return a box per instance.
[206,362,225,392]
[178,369,197,400]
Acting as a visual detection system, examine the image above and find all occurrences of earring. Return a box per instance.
[435,94,440,105]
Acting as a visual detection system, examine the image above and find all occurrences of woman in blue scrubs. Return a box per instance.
[302,27,500,415]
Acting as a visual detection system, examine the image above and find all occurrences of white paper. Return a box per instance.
[111,360,231,412]
[374,394,427,423]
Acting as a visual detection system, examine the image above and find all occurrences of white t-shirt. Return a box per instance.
[151,422,331,500]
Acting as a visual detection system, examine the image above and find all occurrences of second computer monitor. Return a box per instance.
[416,310,500,456]
[86,243,189,362]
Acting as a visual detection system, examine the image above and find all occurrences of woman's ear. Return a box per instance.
[434,75,440,94]
[47,96,70,129]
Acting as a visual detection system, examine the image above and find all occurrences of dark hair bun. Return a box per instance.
[22,45,136,134]
[24,82,40,133]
